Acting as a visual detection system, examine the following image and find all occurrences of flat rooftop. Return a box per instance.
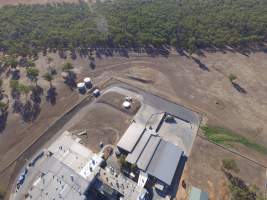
[14,131,97,200]
[25,157,89,200]
[48,131,93,173]
[96,168,146,200]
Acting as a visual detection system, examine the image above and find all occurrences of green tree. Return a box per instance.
[24,59,35,68]
[62,62,74,72]
[5,56,18,69]
[0,79,3,97]
[229,74,237,83]
[26,67,39,86]
[19,84,31,101]
[47,56,53,66]
[222,159,239,173]
[0,101,8,112]
[62,62,76,88]
[43,72,54,88]
[0,185,6,200]
[9,80,19,92]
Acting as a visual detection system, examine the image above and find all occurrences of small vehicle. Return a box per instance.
[93,89,100,97]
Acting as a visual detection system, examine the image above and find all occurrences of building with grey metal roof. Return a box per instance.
[126,130,151,164]
[118,113,184,188]
[125,133,183,186]
[146,140,183,186]
[117,122,146,153]
[136,135,161,171]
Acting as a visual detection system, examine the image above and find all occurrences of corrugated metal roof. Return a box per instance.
[137,136,161,171]
[146,113,165,131]
[146,140,183,186]
[126,131,151,164]
[117,122,145,153]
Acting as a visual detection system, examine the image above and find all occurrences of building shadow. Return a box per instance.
[168,155,187,198]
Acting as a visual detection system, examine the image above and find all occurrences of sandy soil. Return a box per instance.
[97,91,141,116]
[70,103,132,152]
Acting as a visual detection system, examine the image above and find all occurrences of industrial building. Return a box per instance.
[14,131,147,200]
[117,113,185,191]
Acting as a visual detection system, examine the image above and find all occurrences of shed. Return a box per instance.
[188,186,209,200]
[117,123,146,153]
[146,140,183,186]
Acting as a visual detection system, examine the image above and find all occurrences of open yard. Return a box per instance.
[70,103,132,152]
[97,91,141,116]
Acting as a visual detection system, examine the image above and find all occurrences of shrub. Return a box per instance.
[229,74,237,82]
[222,159,239,173]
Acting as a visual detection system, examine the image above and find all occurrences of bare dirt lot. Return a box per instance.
[97,91,141,116]
[70,102,132,152]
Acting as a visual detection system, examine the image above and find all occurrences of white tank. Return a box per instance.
[123,101,131,109]
[83,77,91,84]
[77,82,85,89]
[83,77,92,88]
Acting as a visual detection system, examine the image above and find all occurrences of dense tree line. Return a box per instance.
[0,0,267,56]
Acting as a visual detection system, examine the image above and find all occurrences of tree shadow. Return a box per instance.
[0,110,8,133]
[12,98,23,113]
[223,170,261,200]
[191,57,210,71]
[70,50,77,60]
[11,89,20,99]
[21,101,41,122]
[10,68,20,80]
[30,86,43,104]
[64,71,77,90]
[58,50,67,59]
[46,87,57,105]
[232,82,247,94]
[96,50,102,59]
[174,48,190,58]
[78,48,89,58]
[89,55,96,70]
[144,45,170,57]
[204,43,267,57]
[118,48,129,57]
[89,60,96,70]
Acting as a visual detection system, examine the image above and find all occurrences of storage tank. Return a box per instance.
[77,82,86,94]
[83,77,92,88]
[122,101,131,109]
